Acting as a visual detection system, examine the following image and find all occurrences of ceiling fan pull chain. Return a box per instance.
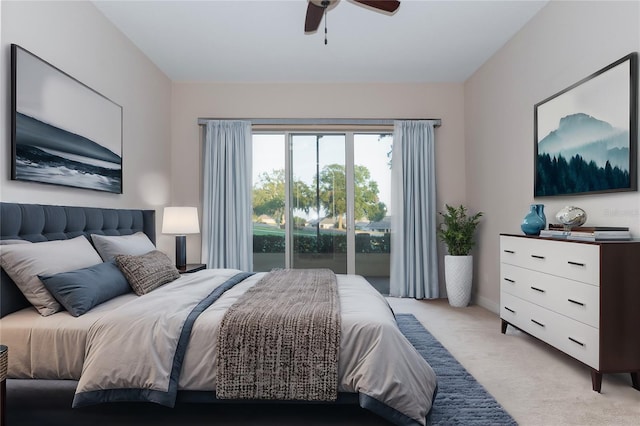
[324,8,328,45]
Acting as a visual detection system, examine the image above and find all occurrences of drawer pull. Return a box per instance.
[504,278,515,283]
[504,307,515,313]
[531,286,545,293]
[568,299,585,307]
[531,254,545,260]
[567,261,586,267]
[503,250,515,254]
[531,319,545,328]
[568,337,585,347]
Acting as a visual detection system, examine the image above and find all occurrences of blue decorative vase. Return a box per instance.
[521,204,545,235]
[534,204,546,230]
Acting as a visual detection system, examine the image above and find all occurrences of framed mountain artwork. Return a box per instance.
[534,52,637,196]
[11,44,123,194]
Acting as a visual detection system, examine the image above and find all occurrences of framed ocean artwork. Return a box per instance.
[11,44,123,194]
[534,52,637,196]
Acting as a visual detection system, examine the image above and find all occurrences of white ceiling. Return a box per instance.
[92,0,548,83]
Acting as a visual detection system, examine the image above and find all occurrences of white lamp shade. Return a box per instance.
[162,207,200,234]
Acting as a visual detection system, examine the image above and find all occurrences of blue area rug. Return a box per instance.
[396,314,517,425]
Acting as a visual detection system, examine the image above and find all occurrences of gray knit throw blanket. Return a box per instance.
[216,268,341,401]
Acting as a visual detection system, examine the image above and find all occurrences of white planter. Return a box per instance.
[444,255,473,307]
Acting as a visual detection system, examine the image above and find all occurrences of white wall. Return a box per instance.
[465,0,640,312]
[0,1,173,251]
[171,82,466,280]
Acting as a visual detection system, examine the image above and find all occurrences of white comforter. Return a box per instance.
[9,269,438,425]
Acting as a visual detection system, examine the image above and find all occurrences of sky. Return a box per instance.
[16,46,122,156]
[536,58,630,142]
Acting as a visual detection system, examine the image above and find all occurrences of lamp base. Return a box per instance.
[175,235,186,269]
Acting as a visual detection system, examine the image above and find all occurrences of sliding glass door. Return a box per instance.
[252,131,391,293]
[290,134,347,273]
[353,134,392,291]
[252,134,286,271]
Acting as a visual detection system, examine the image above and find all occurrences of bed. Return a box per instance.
[0,202,437,426]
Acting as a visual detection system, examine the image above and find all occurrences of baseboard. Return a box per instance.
[473,293,499,314]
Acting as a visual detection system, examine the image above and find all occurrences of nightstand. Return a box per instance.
[178,263,206,274]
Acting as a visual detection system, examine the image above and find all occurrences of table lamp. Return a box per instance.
[162,207,200,269]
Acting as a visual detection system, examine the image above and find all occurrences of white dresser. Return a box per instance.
[499,234,640,392]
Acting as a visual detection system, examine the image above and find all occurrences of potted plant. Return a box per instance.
[438,204,483,307]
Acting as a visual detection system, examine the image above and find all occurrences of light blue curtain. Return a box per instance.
[390,120,439,299]
[201,120,253,271]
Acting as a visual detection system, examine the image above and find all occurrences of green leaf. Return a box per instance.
[437,204,483,256]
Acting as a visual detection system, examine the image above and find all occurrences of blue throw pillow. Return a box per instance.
[39,260,131,317]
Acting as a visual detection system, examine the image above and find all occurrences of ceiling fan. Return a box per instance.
[304,0,401,33]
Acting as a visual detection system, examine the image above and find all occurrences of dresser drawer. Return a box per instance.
[501,292,599,368]
[500,263,600,328]
[500,235,640,392]
[500,236,600,285]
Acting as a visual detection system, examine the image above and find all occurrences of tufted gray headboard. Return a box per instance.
[0,202,155,317]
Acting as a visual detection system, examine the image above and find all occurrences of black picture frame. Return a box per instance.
[534,52,638,197]
[11,44,123,194]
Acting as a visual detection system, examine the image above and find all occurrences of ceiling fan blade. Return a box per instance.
[353,0,400,13]
[305,2,325,33]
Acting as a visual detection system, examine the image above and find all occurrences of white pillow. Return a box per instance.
[90,232,156,262]
[0,236,103,316]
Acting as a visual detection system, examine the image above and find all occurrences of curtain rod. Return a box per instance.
[197,118,441,128]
